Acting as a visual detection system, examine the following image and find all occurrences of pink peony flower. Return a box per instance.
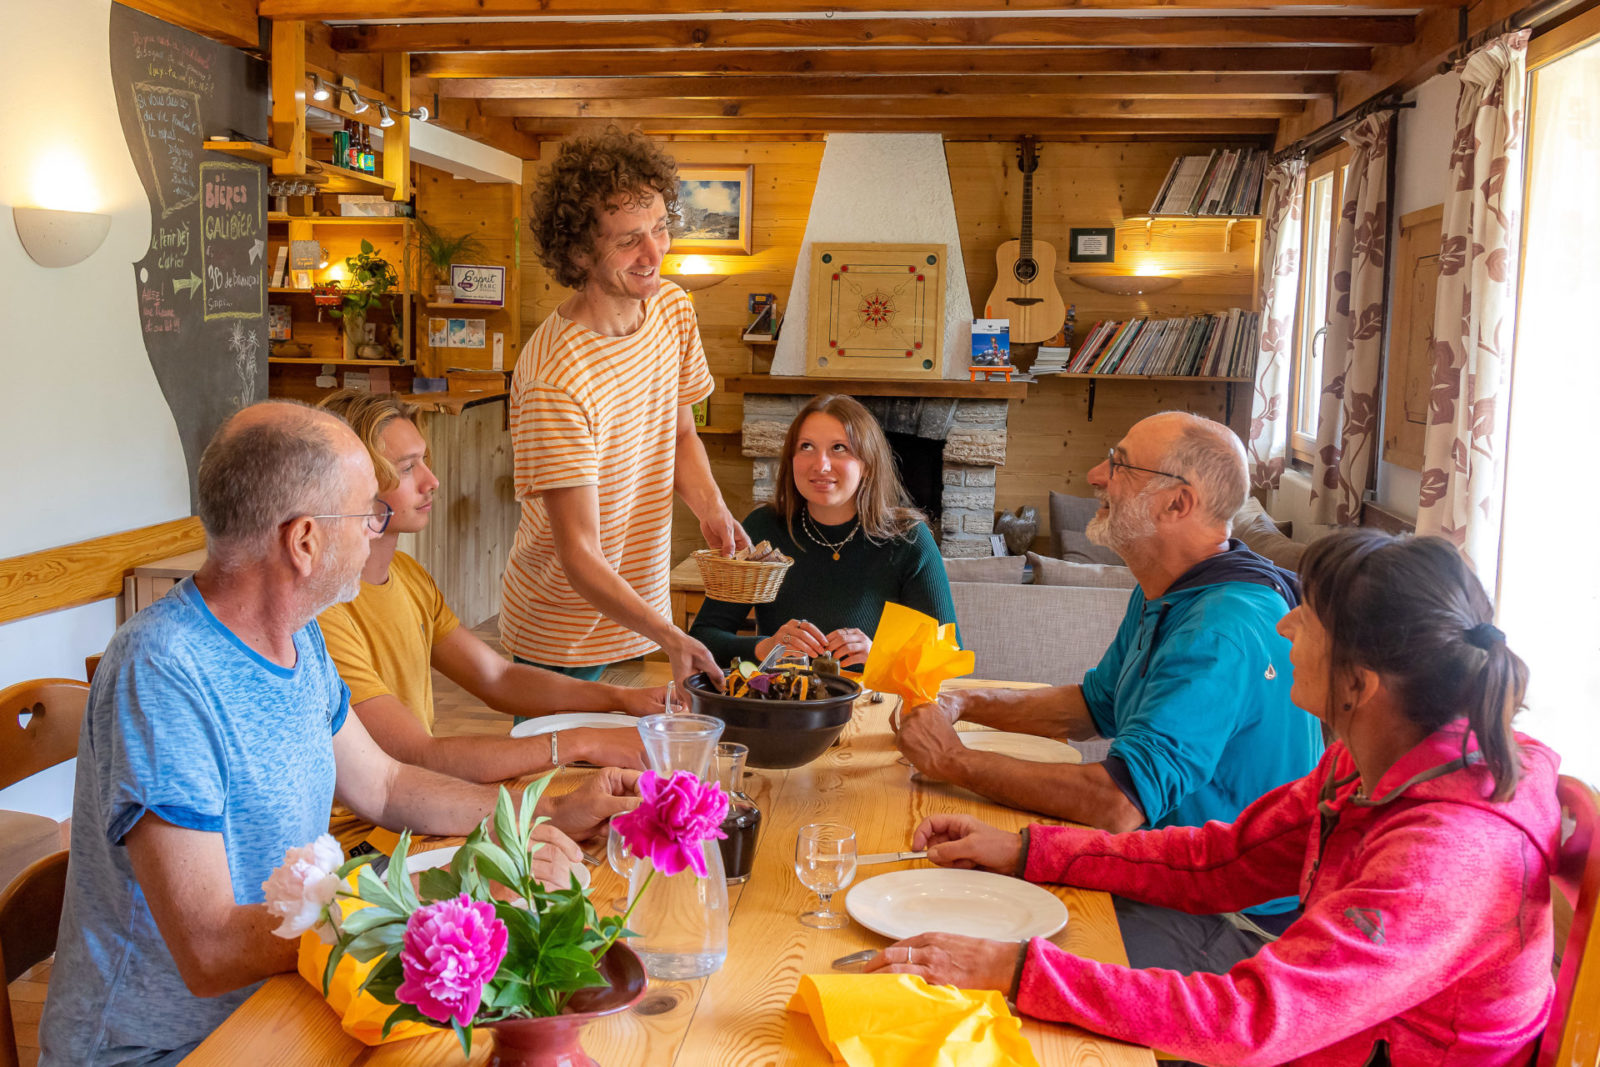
[395,894,508,1027]
[262,834,343,942]
[611,770,728,877]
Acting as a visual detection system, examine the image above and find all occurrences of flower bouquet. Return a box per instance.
[264,770,728,1058]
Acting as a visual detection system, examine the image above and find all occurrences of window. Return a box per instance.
[1287,147,1350,464]
[1497,19,1600,785]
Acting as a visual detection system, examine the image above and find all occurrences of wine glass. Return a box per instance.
[794,823,857,929]
[606,823,637,912]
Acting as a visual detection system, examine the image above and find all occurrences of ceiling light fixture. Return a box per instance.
[346,90,369,115]
[377,103,395,128]
[309,74,331,103]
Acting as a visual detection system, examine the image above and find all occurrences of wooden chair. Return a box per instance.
[0,679,90,793]
[1539,775,1600,1067]
[0,850,67,1067]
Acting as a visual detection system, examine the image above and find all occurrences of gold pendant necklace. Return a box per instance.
[803,510,859,561]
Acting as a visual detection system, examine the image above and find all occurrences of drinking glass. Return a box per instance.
[793,823,857,929]
[606,823,637,912]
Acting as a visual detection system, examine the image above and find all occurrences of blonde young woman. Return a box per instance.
[690,394,955,669]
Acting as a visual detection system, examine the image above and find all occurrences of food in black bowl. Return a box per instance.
[683,670,861,769]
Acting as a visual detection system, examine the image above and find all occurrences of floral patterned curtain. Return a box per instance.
[1309,112,1395,525]
[1247,158,1306,492]
[1416,32,1530,577]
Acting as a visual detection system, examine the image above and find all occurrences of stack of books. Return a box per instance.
[1067,310,1260,378]
[1149,149,1268,216]
[1030,345,1072,375]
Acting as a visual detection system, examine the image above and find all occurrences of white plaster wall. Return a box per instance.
[773,134,975,378]
[0,0,188,679]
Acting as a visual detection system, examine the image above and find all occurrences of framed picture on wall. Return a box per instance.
[674,165,753,255]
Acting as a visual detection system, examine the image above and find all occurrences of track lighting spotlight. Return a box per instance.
[309,74,331,102]
[347,91,370,115]
[377,103,395,128]
[412,105,429,123]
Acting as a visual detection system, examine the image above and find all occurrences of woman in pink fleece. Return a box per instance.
[867,529,1561,1066]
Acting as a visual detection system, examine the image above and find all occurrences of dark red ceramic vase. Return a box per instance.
[482,943,647,1067]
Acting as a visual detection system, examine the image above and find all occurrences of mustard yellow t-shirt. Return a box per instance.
[318,551,461,850]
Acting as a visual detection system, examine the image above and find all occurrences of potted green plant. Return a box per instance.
[415,218,488,304]
[330,239,401,359]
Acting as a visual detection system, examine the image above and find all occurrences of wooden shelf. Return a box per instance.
[1049,372,1254,383]
[204,140,289,164]
[268,287,420,296]
[269,356,411,367]
[696,425,742,435]
[425,302,506,312]
[724,375,1028,400]
[267,213,412,225]
[306,160,396,194]
[1124,214,1262,222]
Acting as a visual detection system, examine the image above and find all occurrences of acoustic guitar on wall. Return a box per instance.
[985,136,1067,345]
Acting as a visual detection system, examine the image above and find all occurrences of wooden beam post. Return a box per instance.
[270,21,307,177]
[384,52,412,202]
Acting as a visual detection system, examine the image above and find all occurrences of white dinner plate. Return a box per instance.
[405,845,591,890]
[845,868,1068,942]
[508,712,636,739]
[958,731,1083,764]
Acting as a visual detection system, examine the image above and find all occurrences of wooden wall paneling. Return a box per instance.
[1383,203,1443,472]
[119,0,258,49]
[0,518,205,626]
[416,167,523,375]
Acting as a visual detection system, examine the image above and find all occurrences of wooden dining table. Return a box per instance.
[183,667,1156,1066]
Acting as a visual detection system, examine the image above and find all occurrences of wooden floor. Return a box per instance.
[8,617,647,1067]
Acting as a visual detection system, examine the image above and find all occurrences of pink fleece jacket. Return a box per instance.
[1017,722,1561,1066]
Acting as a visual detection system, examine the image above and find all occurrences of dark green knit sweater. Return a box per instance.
[689,505,957,665]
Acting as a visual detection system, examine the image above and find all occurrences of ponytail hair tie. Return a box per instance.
[1465,622,1505,650]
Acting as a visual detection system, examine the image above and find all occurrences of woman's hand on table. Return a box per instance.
[541,767,641,843]
[863,932,1017,993]
[522,822,586,891]
[894,703,967,781]
[756,619,828,661]
[823,627,871,668]
[561,727,648,771]
[617,685,669,717]
[913,814,1024,876]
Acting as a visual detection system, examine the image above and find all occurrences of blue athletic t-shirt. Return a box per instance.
[40,578,349,1066]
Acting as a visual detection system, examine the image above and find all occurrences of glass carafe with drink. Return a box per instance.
[627,713,729,979]
[715,742,761,885]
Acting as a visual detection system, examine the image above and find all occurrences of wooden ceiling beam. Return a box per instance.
[412,46,1375,79]
[335,16,1415,53]
[439,72,1336,101]
[484,95,1306,119]
[266,0,1451,14]
[510,115,1282,136]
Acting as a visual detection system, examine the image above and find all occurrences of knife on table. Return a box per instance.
[854,849,929,866]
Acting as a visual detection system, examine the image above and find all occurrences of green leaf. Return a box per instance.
[518,774,554,842]
[355,866,404,915]
[321,939,343,997]
[492,788,523,880]
[417,866,461,901]
[356,953,406,999]
[386,831,420,911]
[360,238,375,255]
[463,840,522,891]
[452,1017,473,1058]
[335,854,373,879]
[338,907,405,939]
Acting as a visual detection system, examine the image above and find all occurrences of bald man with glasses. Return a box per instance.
[895,411,1323,981]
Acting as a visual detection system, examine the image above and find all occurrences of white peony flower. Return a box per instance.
[262,834,344,941]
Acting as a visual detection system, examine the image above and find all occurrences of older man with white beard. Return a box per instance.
[40,402,630,1067]
[895,411,1323,977]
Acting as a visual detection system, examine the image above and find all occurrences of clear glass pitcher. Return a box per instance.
[627,713,729,979]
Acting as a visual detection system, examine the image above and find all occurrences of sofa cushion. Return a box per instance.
[1048,490,1101,534]
[949,581,1130,688]
[1232,497,1306,572]
[942,554,1027,584]
[1026,551,1138,590]
[1053,529,1126,566]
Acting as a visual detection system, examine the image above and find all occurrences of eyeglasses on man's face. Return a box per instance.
[1105,449,1190,485]
[307,499,393,535]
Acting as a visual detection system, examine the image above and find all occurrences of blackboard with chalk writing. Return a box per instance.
[111,3,268,509]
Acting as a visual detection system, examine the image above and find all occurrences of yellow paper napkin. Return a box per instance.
[789,974,1040,1067]
[297,875,435,1046]
[863,603,976,708]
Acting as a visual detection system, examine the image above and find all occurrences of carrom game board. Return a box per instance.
[806,243,946,380]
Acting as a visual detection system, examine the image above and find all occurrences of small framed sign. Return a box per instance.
[450,264,506,307]
[1068,228,1116,264]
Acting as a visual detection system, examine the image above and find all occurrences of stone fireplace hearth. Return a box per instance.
[741,393,1009,558]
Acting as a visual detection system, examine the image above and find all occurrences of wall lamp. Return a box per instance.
[308,74,429,123]
[14,206,112,268]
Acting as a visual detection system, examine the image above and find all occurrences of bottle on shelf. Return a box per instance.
[332,122,350,170]
[345,119,360,171]
[361,124,375,174]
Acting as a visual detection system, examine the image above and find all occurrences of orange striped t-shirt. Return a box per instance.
[500,282,714,666]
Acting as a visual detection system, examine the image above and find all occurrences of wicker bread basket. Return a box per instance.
[692,549,793,604]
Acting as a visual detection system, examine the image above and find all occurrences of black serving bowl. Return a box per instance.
[684,671,861,769]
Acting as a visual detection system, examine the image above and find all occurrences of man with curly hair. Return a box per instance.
[503,128,748,686]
